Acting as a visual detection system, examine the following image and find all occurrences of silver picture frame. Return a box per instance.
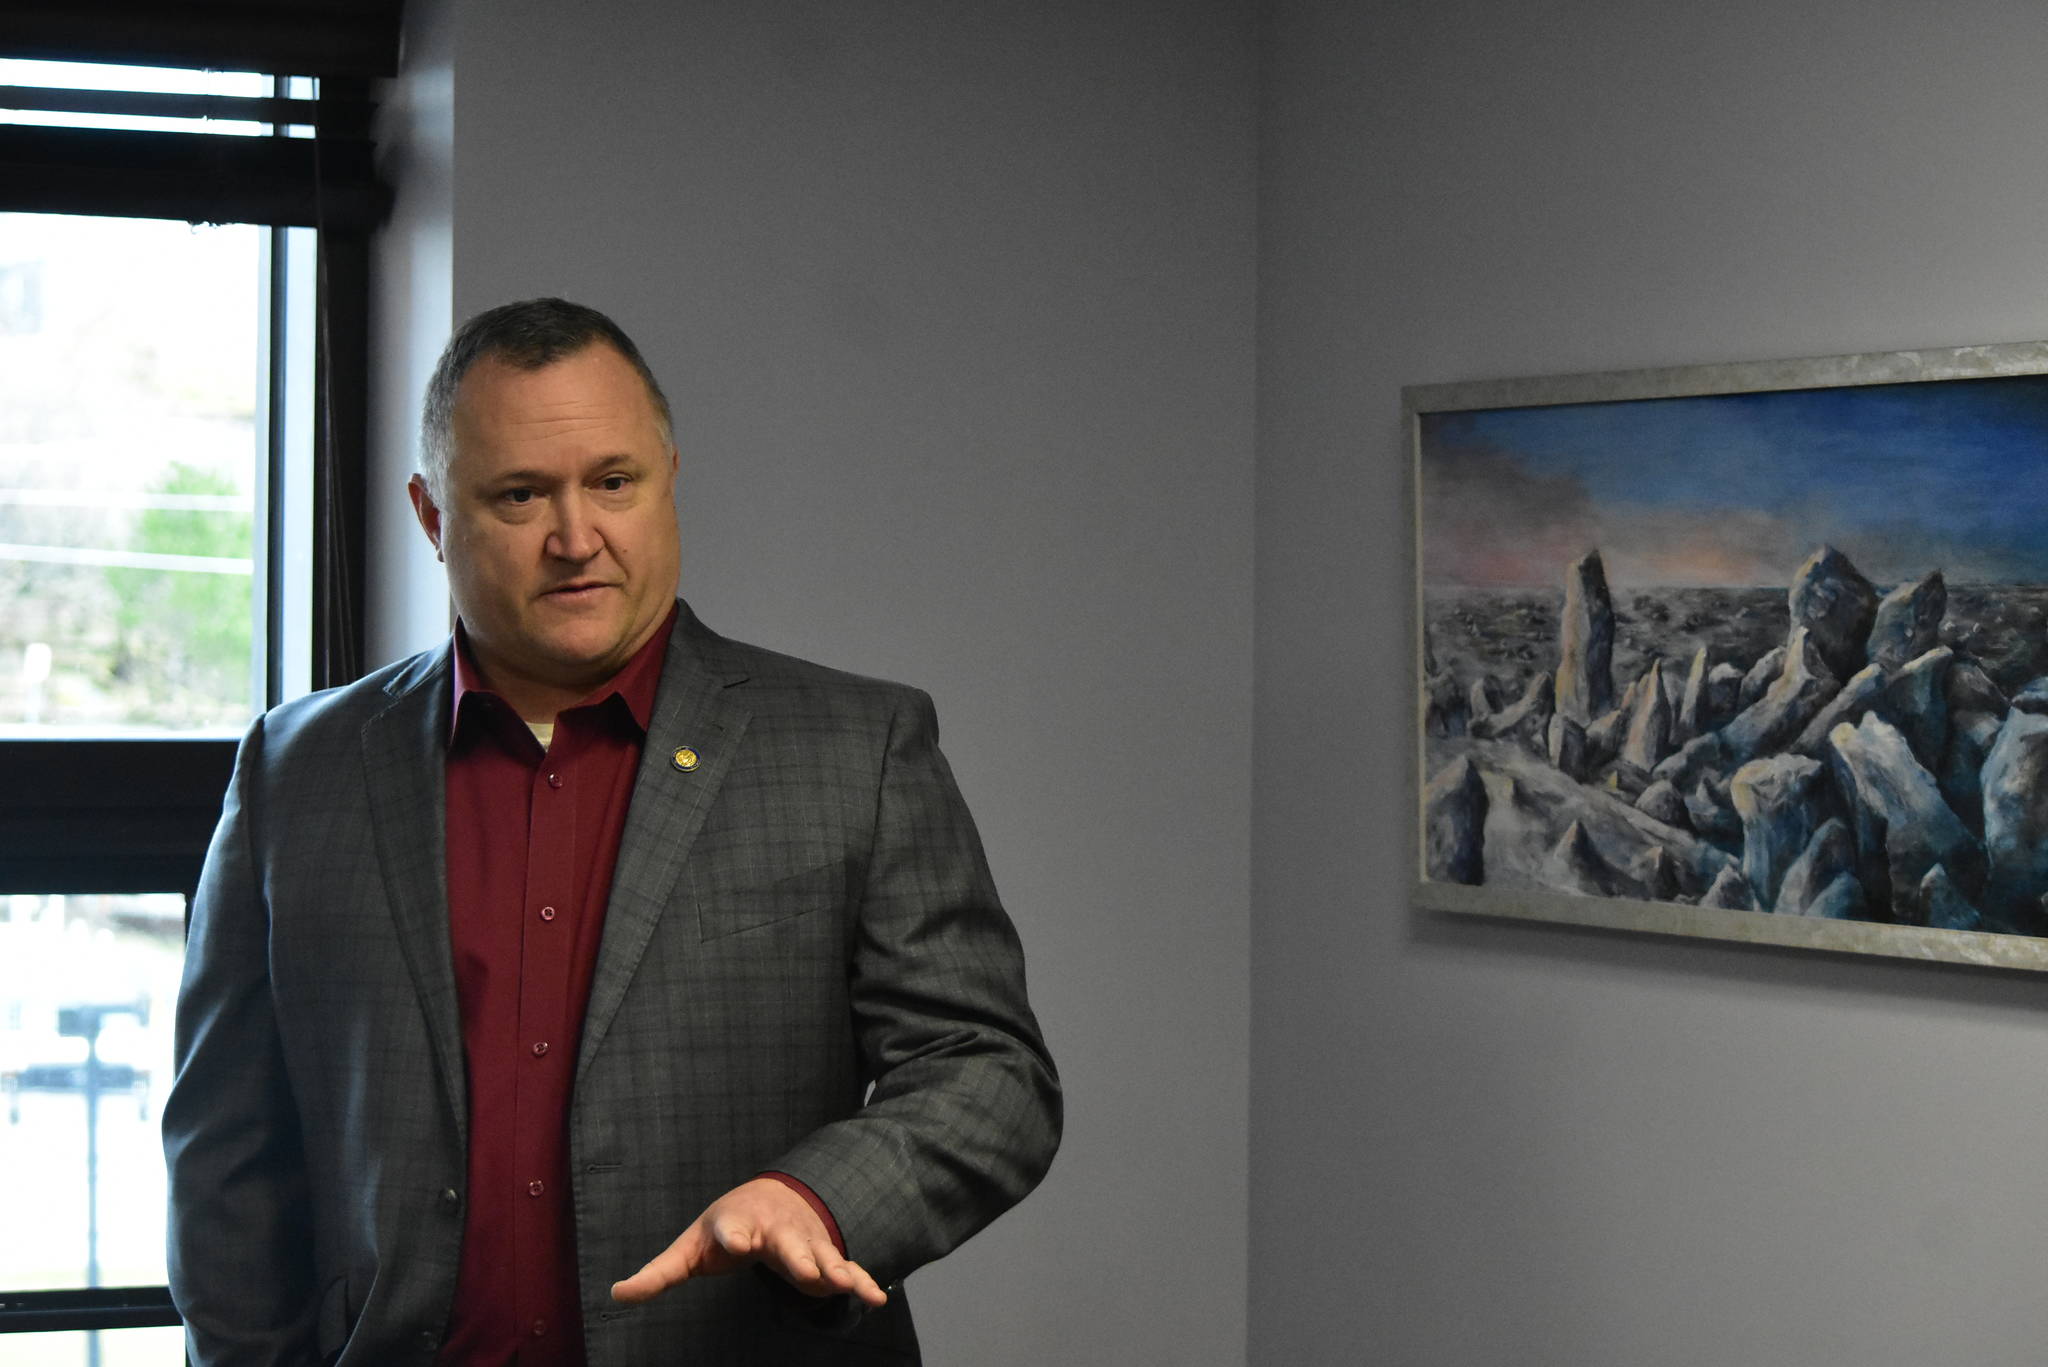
[1410,339,2048,971]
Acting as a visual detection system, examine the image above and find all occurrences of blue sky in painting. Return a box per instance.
[1421,375,2048,588]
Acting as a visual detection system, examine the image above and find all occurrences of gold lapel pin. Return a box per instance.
[671,746,700,772]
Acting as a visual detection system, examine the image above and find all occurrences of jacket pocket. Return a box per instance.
[695,859,846,941]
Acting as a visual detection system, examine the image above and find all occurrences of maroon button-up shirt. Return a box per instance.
[436,609,841,1365]
[437,613,674,1365]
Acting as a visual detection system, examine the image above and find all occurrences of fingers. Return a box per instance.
[832,1255,890,1308]
[761,1225,888,1307]
[763,1222,821,1284]
[710,1214,760,1262]
[611,1178,888,1309]
[610,1217,743,1304]
[609,1227,693,1304]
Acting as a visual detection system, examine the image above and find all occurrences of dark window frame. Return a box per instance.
[0,18,396,1341]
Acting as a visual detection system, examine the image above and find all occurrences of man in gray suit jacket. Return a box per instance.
[163,299,1060,1365]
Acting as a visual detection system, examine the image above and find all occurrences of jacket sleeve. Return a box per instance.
[162,717,319,1365]
[767,688,1062,1286]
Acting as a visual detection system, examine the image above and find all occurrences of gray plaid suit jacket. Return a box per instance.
[163,601,1061,1365]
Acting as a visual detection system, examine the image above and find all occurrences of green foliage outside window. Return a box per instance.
[104,464,254,723]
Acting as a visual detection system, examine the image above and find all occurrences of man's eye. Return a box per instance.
[599,475,630,492]
[502,488,535,505]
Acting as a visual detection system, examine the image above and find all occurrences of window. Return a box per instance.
[1,893,187,1366]
[0,2,400,1351]
[0,209,297,735]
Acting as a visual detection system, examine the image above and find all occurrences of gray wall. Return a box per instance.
[1252,2,2048,1365]
[370,2,1255,1363]
[367,1,2048,1362]
[367,0,453,662]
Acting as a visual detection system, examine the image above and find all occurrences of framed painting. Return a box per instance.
[1409,340,2048,970]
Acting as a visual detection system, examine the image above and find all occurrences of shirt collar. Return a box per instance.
[449,603,678,742]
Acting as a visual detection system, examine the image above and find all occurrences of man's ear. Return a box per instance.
[407,474,445,562]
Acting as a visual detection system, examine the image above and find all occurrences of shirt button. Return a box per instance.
[417,1330,438,1351]
[539,905,557,922]
[531,1041,549,1057]
[531,1319,548,1338]
[528,1179,545,1197]
[546,772,563,789]
[439,1187,460,1211]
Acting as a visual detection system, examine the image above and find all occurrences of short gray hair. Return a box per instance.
[417,297,674,501]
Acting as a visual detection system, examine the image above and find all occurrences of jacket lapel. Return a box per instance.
[360,644,470,1149]
[576,607,752,1078]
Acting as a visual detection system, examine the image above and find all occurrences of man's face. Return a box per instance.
[408,343,680,715]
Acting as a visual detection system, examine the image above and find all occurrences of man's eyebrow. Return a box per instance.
[476,453,646,488]
[482,466,561,487]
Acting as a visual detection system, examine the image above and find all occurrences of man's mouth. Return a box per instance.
[543,580,615,599]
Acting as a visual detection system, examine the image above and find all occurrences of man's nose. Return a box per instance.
[545,492,602,563]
